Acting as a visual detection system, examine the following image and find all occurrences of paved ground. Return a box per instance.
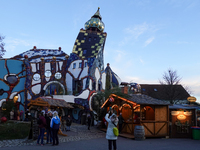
[0,124,200,150]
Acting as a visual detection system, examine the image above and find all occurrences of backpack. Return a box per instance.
[37,118,42,125]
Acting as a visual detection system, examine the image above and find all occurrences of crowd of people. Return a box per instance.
[9,106,121,149]
[9,109,24,121]
[36,109,72,146]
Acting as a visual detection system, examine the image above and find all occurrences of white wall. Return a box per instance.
[102,72,106,90]
[66,73,73,95]
[95,68,100,90]
[68,60,82,79]
[53,89,90,103]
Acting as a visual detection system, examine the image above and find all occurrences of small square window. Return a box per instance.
[85,62,87,67]
[73,63,76,69]
[79,62,82,68]
[83,49,87,54]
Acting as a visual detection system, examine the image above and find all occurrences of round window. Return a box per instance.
[45,70,52,78]
[33,73,40,81]
[55,72,62,79]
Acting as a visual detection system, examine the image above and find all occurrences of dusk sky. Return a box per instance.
[1,0,200,102]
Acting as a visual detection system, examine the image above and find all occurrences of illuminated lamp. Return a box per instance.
[13,95,18,103]
[177,114,186,120]
[184,111,192,116]
[171,111,180,116]
[187,96,196,103]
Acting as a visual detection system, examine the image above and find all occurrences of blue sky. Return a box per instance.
[1,0,200,102]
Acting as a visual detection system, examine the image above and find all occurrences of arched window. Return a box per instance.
[45,83,64,96]
[143,106,155,120]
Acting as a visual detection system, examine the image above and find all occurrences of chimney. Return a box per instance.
[59,47,61,51]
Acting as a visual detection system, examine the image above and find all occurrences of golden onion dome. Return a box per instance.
[85,7,105,32]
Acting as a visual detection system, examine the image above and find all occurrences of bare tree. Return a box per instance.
[159,69,181,85]
[0,35,6,58]
[159,68,190,104]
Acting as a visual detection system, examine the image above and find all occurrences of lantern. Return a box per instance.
[13,95,18,103]
[177,114,186,120]
[109,97,114,103]
[1,117,7,123]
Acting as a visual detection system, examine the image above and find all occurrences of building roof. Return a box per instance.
[101,94,169,109]
[140,84,190,100]
[11,48,67,63]
[40,97,74,108]
[28,97,74,108]
[103,63,121,87]
[127,94,170,105]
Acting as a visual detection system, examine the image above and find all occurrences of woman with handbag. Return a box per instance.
[105,110,119,150]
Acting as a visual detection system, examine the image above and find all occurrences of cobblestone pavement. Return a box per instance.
[0,123,105,148]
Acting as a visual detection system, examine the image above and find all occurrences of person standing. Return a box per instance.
[105,110,119,150]
[37,112,46,146]
[50,112,60,146]
[10,110,14,120]
[118,112,124,133]
[20,110,24,121]
[66,114,72,131]
[87,113,91,130]
[45,111,53,144]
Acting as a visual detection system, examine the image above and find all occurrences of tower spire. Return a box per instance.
[85,7,105,32]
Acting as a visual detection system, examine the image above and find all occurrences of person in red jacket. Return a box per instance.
[37,112,46,146]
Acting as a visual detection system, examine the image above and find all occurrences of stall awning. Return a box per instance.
[169,104,199,110]
[28,97,74,108]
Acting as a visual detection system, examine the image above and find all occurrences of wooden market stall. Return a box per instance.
[169,104,197,138]
[101,94,170,138]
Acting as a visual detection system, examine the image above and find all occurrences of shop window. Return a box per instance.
[73,63,76,69]
[0,89,4,95]
[6,75,18,85]
[112,104,119,116]
[98,83,101,91]
[79,62,82,68]
[45,83,64,96]
[55,72,62,79]
[45,70,52,78]
[143,106,155,120]
[33,73,40,81]
[73,80,82,95]
[92,82,96,90]
[85,62,87,67]
[121,104,132,121]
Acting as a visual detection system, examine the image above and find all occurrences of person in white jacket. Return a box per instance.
[105,110,119,150]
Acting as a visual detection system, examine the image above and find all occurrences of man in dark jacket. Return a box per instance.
[37,112,46,146]
[118,112,124,133]
[66,115,72,131]
[45,111,53,144]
